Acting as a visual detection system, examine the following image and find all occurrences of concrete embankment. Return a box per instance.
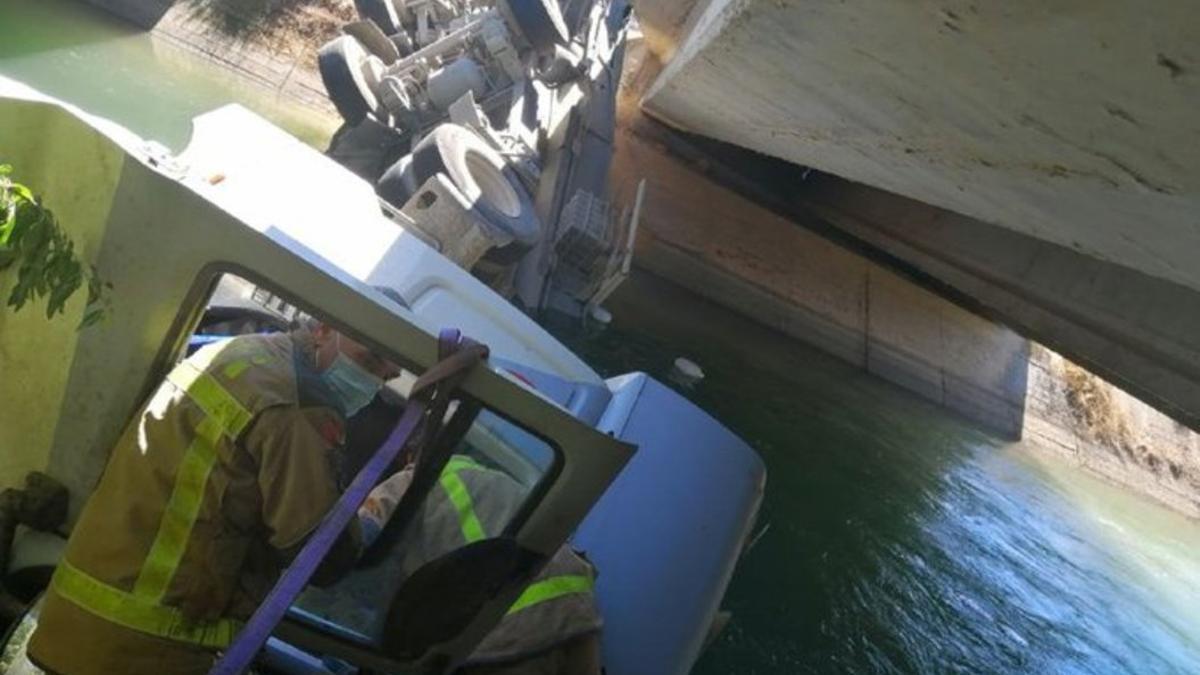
[611,39,1200,517]
[79,0,345,119]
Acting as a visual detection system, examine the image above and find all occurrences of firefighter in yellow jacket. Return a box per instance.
[28,321,400,675]
[340,455,604,674]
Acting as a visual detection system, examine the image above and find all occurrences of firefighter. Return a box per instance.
[347,455,604,674]
[27,320,399,675]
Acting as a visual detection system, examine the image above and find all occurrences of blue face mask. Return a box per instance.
[321,335,384,417]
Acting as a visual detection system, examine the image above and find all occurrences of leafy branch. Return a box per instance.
[0,164,111,327]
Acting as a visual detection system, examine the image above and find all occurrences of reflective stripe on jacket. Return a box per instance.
[28,333,351,675]
[410,456,603,664]
[298,454,603,666]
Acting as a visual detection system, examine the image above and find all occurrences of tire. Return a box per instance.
[377,154,418,209]
[353,0,402,36]
[501,0,569,53]
[318,36,380,125]
[408,124,543,261]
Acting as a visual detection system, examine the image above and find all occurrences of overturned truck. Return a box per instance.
[319,0,635,320]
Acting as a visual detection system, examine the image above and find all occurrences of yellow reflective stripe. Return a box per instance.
[52,558,242,648]
[133,415,222,600]
[222,359,251,380]
[507,575,594,615]
[166,363,252,439]
[439,469,487,543]
[444,456,487,474]
[135,363,250,601]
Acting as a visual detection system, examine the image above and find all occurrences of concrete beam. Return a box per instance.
[641,0,1200,294]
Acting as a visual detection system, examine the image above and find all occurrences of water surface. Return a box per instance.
[553,274,1200,675]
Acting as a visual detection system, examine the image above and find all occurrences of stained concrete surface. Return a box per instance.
[640,0,1200,298]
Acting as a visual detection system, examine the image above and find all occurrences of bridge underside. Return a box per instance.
[627,0,1200,430]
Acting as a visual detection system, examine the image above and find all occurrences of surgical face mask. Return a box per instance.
[321,335,384,417]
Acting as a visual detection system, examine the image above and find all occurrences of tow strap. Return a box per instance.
[210,329,489,675]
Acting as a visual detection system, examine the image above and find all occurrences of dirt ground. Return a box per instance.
[185,0,355,67]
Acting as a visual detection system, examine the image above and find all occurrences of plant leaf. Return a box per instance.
[0,167,110,324]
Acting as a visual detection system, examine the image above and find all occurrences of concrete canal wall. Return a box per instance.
[1024,347,1200,518]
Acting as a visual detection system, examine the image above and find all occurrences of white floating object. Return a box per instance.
[670,357,705,386]
[589,305,613,325]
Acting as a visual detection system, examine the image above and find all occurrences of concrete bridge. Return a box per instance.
[617,0,1200,436]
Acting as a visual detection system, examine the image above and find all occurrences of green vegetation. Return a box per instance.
[0,164,110,327]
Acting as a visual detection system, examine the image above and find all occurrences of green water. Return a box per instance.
[0,0,336,150]
[4,2,1200,673]
[552,275,1200,675]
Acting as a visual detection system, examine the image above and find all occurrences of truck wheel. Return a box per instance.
[318,36,381,125]
[501,0,569,53]
[354,0,402,36]
[408,124,543,261]
[377,154,418,209]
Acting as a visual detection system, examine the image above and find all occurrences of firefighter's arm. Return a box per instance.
[242,405,364,585]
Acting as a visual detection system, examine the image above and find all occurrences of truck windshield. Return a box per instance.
[291,407,559,647]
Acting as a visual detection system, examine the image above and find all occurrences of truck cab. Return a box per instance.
[0,78,764,675]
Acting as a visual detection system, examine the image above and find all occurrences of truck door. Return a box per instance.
[189,272,635,672]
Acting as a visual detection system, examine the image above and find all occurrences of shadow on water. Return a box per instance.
[548,271,1200,674]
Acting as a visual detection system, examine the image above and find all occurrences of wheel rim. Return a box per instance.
[465,151,521,219]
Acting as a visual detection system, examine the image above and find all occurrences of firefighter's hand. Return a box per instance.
[357,468,413,548]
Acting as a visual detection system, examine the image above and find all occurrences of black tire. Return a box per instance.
[408,124,543,261]
[501,0,569,53]
[318,36,379,125]
[354,0,402,36]
[377,154,418,209]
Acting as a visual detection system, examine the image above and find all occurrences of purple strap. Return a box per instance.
[210,402,425,675]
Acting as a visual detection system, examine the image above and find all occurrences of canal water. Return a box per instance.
[3,1,1200,674]
[559,277,1200,675]
[0,0,336,149]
